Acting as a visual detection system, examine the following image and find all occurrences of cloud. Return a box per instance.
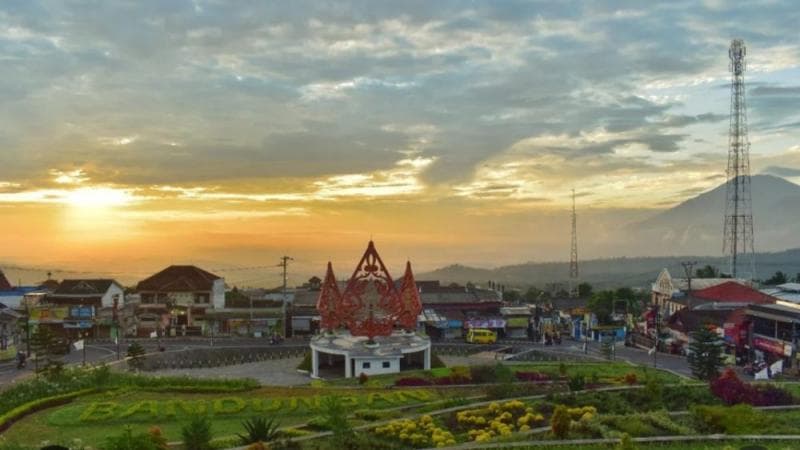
[0,0,799,210]
[761,166,800,178]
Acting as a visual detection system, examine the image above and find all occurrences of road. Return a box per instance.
[0,335,694,387]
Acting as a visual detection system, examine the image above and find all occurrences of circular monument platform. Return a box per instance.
[310,331,431,378]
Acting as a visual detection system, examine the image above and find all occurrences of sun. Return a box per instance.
[65,186,135,208]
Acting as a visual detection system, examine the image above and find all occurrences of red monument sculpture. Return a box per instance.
[316,241,422,341]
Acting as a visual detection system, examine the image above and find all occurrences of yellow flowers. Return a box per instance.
[566,406,597,420]
[375,415,456,448]
[457,400,544,443]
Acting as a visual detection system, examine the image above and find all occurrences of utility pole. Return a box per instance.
[681,261,697,310]
[569,189,579,298]
[653,304,659,368]
[278,256,293,338]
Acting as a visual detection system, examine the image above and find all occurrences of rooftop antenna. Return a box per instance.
[569,189,579,297]
[723,39,756,280]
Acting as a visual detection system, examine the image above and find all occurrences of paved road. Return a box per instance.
[1,336,694,387]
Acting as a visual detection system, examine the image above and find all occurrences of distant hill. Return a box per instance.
[420,175,800,289]
[419,247,800,289]
[630,174,800,256]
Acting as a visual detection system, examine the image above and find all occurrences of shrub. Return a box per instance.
[148,427,168,450]
[451,366,471,379]
[375,415,456,447]
[92,364,112,386]
[616,433,637,450]
[754,384,795,406]
[306,416,330,431]
[558,362,568,377]
[515,371,550,382]
[433,374,471,385]
[358,372,369,385]
[126,342,146,371]
[430,353,446,369]
[494,363,514,384]
[623,373,637,385]
[297,352,312,372]
[710,368,795,406]
[103,426,162,450]
[395,377,432,387]
[245,443,268,450]
[181,415,213,450]
[239,416,281,445]
[354,409,395,421]
[567,374,585,392]
[469,365,496,384]
[691,404,766,434]
[321,396,353,447]
[550,405,571,439]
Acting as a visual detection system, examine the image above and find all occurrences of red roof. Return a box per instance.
[0,270,11,291]
[136,265,222,292]
[692,281,775,304]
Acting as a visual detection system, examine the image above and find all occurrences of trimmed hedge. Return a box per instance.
[0,388,95,433]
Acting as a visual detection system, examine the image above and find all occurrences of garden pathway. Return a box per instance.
[152,356,308,385]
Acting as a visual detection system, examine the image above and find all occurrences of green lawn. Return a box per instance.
[0,386,441,448]
[486,441,800,450]
[328,361,685,387]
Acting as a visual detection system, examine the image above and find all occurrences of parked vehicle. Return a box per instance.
[465,328,497,344]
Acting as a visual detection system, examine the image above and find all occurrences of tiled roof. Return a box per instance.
[136,265,221,292]
[0,270,12,291]
[53,279,118,296]
[667,308,734,333]
[692,281,776,304]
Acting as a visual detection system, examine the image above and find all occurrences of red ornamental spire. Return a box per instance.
[340,241,399,340]
[316,262,342,331]
[396,261,422,331]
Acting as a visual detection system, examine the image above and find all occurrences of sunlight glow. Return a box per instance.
[65,187,135,207]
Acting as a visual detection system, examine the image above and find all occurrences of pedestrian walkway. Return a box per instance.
[153,356,308,385]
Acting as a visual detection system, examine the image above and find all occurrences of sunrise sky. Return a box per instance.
[1,1,800,286]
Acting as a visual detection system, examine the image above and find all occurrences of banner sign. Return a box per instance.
[753,336,785,355]
[465,319,505,329]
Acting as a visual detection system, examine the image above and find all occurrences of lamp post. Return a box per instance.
[653,304,660,368]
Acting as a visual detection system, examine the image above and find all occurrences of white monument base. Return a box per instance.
[310,330,431,378]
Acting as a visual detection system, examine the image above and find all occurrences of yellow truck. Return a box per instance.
[465,328,497,344]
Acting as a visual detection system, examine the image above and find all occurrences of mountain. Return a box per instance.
[419,248,800,289]
[630,174,800,256]
[420,175,800,289]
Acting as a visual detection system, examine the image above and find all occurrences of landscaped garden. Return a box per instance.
[1,363,798,450]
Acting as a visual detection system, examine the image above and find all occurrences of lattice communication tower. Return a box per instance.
[569,189,579,297]
[723,38,755,279]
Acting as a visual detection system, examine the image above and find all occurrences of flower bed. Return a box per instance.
[710,369,796,406]
[374,415,456,448]
[515,371,551,382]
[454,400,545,442]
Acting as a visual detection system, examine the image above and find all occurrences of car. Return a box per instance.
[465,328,497,344]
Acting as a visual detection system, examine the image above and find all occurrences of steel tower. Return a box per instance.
[569,189,579,297]
[723,39,755,279]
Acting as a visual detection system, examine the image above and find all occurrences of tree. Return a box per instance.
[587,291,615,324]
[695,265,720,278]
[126,342,146,371]
[502,290,521,303]
[181,415,213,450]
[321,396,354,448]
[578,282,593,298]
[523,287,543,304]
[30,326,64,377]
[765,271,788,285]
[687,326,726,381]
[550,405,571,439]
